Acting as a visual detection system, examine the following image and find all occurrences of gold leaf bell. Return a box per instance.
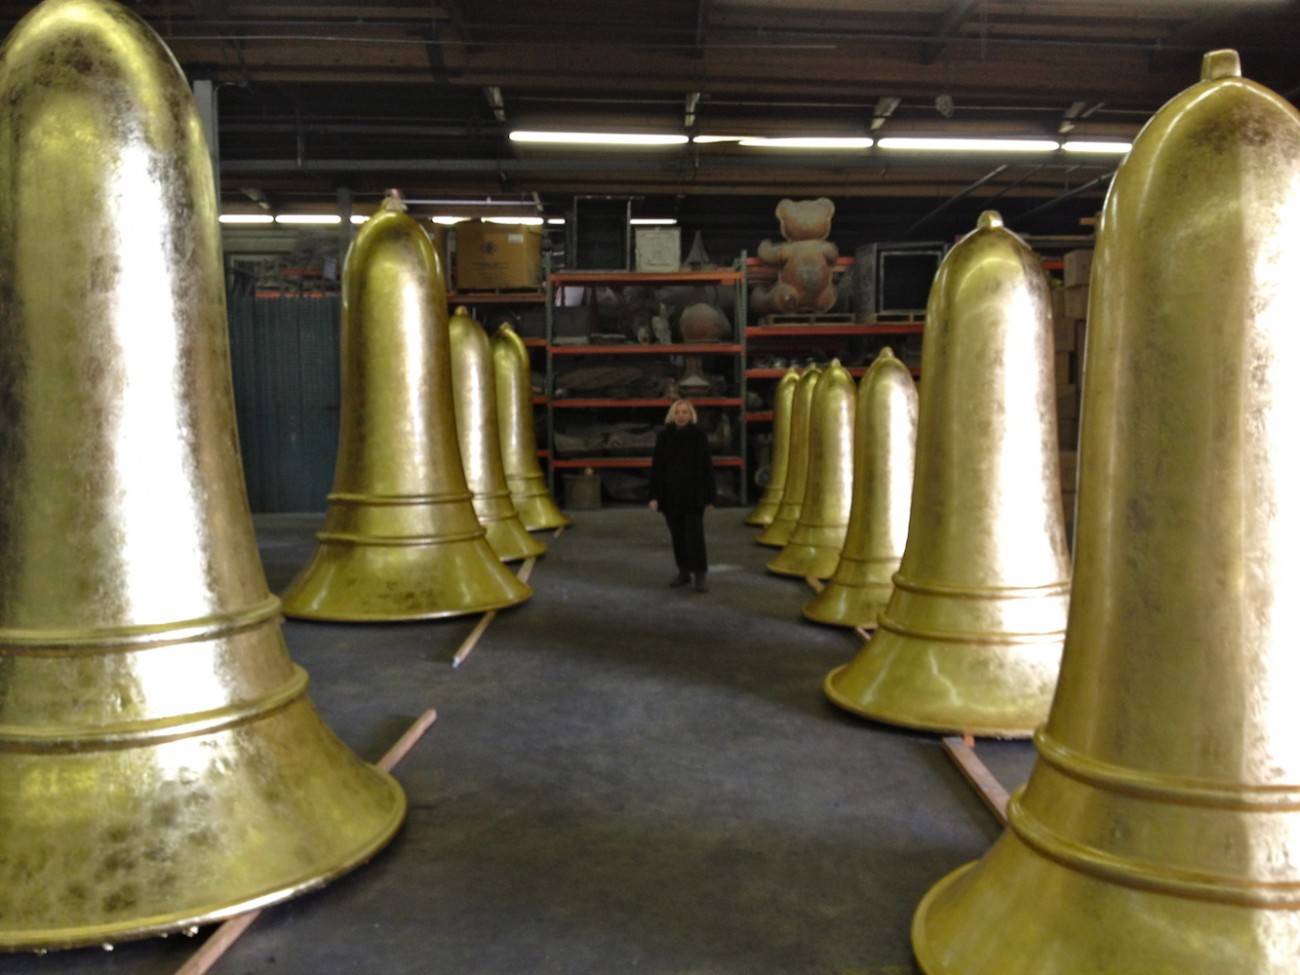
[757,365,821,548]
[805,348,917,629]
[913,50,1300,975]
[491,323,571,532]
[279,209,532,620]
[826,210,1071,738]
[744,367,799,527]
[449,306,547,562]
[0,0,404,949]
[767,359,856,579]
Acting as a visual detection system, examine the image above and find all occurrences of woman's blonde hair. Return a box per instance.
[664,398,698,424]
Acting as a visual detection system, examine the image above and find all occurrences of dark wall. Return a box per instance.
[227,296,341,513]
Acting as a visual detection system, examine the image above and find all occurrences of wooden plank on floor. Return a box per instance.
[941,735,1010,826]
[452,556,537,669]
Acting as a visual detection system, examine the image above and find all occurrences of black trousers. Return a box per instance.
[663,508,708,574]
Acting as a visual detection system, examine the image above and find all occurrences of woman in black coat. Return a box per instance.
[648,398,717,592]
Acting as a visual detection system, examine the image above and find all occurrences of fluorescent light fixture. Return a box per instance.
[274,214,342,225]
[1063,140,1132,154]
[483,216,544,225]
[219,213,274,224]
[692,135,759,144]
[509,130,688,146]
[630,218,678,226]
[431,215,471,225]
[547,217,567,225]
[737,136,873,149]
[350,214,369,224]
[878,137,1061,152]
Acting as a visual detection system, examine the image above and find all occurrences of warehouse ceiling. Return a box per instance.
[2,0,1297,247]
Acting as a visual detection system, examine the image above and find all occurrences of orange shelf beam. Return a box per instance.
[551,456,743,469]
[550,343,743,355]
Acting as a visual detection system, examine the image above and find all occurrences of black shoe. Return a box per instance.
[692,572,708,593]
[669,571,691,587]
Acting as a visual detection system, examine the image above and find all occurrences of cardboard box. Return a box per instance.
[1063,285,1090,322]
[455,220,543,290]
[634,227,681,272]
[1053,316,1076,352]
[1064,249,1094,288]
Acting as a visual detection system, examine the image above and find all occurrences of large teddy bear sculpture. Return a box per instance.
[749,197,839,316]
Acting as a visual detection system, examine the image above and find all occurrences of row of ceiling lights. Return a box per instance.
[508,132,1133,152]
[219,133,1132,225]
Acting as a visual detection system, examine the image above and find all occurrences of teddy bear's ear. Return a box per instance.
[775,198,795,220]
[814,197,835,218]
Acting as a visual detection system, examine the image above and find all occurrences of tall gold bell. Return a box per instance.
[768,360,856,578]
[0,0,404,950]
[805,348,918,628]
[757,365,821,548]
[913,51,1300,975]
[280,208,532,620]
[449,306,547,562]
[743,367,799,527]
[491,323,571,531]
[825,211,1070,738]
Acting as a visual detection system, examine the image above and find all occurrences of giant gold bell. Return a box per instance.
[825,211,1070,738]
[449,306,546,562]
[491,322,571,531]
[743,367,799,527]
[280,207,532,620]
[768,360,855,579]
[913,51,1300,975]
[805,348,918,628]
[757,365,821,548]
[0,0,405,950]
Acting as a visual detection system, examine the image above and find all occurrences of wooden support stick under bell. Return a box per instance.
[941,735,1010,826]
[452,556,537,669]
[173,708,439,975]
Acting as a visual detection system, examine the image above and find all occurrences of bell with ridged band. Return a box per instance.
[279,205,532,620]
[768,360,855,579]
[0,0,405,951]
[825,210,1070,738]
[913,50,1300,975]
[449,306,547,562]
[491,322,571,532]
[806,348,917,629]
[757,365,821,548]
[744,367,799,527]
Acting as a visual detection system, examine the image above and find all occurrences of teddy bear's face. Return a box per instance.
[775,197,835,241]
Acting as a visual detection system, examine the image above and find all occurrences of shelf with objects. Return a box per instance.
[544,267,749,508]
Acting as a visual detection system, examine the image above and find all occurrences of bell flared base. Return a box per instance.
[506,474,572,531]
[0,694,404,952]
[822,629,1061,738]
[511,494,572,532]
[802,581,892,629]
[756,514,798,548]
[912,828,1300,975]
[766,539,843,579]
[482,515,547,562]
[282,537,532,621]
[743,496,781,527]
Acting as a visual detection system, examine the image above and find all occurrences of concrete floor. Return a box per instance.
[6,506,1035,975]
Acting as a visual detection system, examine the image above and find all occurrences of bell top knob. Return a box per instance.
[1202,49,1241,81]
[977,210,1004,230]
